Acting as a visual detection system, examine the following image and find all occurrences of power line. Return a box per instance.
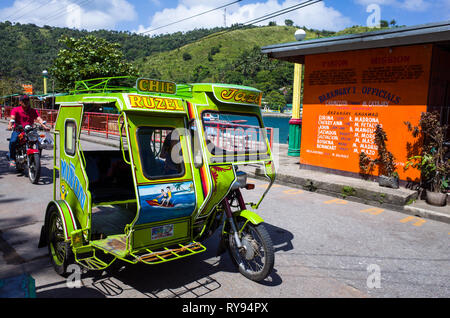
[44,0,93,25]
[139,0,243,35]
[3,0,36,21]
[4,0,93,28]
[203,0,322,41]
[243,0,322,26]
[11,0,54,22]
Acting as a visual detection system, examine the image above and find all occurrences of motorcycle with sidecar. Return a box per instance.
[38,77,276,282]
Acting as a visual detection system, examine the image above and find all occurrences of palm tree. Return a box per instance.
[173,183,185,192]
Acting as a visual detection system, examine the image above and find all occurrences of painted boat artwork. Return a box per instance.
[136,181,196,224]
[146,199,175,208]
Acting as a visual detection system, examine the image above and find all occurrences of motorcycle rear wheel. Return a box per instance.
[227,218,274,282]
[28,153,40,184]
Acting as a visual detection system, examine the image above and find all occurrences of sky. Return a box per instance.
[0,0,448,35]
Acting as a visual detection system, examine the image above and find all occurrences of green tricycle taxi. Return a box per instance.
[38,76,276,282]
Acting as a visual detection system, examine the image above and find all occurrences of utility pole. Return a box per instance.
[224,8,226,27]
[288,63,303,156]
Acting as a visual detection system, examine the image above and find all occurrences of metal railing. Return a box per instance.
[1,106,274,147]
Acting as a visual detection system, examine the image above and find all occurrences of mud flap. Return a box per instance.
[37,225,47,248]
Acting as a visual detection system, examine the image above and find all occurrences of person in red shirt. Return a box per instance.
[7,95,50,167]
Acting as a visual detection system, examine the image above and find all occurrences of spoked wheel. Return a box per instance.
[28,153,41,184]
[227,218,274,282]
[48,206,73,276]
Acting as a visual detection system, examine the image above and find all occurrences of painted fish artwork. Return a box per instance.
[136,181,196,224]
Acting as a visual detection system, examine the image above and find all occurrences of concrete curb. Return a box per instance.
[2,119,447,224]
[402,205,450,224]
[249,168,450,224]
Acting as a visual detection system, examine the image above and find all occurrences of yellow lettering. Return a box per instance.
[142,96,154,109]
[175,100,184,111]
[235,91,246,102]
[166,98,176,110]
[138,79,148,92]
[155,98,165,109]
[221,88,238,100]
[247,94,257,104]
[137,79,176,94]
[129,95,144,108]
[149,80,159,92]
[167,83,176,94]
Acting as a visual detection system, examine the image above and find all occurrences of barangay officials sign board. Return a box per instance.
[300,44,432,181]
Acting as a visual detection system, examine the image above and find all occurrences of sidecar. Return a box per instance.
[38,77,276,280]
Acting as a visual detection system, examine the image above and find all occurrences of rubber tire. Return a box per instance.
[227,220,275,282]
[47,206,74,277]
[28,153,41,184]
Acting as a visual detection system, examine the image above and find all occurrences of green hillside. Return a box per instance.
[134,25,310,83]
[0,21,229,94]
[0,21,393,109]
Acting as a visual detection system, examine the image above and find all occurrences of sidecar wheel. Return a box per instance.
[28,153,40,184]
[48,206,73,276]
[227,220,274,282]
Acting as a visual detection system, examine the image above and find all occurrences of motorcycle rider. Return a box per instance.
[7,95,50,167]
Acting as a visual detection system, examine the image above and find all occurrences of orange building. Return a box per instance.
[262,21,450,183]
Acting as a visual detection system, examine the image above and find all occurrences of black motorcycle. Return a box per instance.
[7,123,51,184]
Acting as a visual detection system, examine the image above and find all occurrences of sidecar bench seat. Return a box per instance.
[83,150,135,204]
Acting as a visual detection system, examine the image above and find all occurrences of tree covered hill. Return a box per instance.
[0,20,390,108]
[0,20,230,93]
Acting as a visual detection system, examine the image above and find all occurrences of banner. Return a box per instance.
[22,84,33,94]
[300,44,433,180]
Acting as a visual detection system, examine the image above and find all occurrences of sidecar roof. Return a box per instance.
[54,77,263,115]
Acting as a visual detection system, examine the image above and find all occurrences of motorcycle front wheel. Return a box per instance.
[28,153,40,184]
[227,218,274,282]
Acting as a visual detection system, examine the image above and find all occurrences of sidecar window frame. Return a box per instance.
[201,110,268,157]
[136,126,185,180]
[64,120,77,157]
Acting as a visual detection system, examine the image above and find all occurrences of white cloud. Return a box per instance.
[0,0,137,30]
[135,0,352,35]
[354,0,430,11]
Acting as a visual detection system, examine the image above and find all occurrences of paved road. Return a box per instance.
[0,123,449,299]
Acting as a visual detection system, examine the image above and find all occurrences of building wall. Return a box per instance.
[428,45,450,137]
[299,44,433,182]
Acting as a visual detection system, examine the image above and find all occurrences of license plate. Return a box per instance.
[151,224,174,240]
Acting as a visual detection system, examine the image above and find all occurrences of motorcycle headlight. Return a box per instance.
[28,131,38,142]
[232,171,248,190]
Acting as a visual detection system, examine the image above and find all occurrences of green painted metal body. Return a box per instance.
[45,76,275,269]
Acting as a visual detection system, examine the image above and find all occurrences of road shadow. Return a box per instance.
[0,215,43,266]
[0,150,11,180]
[0,148,54,184]
[37,285,106,298]
[0,195,24,205]
[65,222,289,298]
[263,222,294,253]
[35,165,53,185]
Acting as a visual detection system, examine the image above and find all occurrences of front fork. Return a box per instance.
[222,189,246,248]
